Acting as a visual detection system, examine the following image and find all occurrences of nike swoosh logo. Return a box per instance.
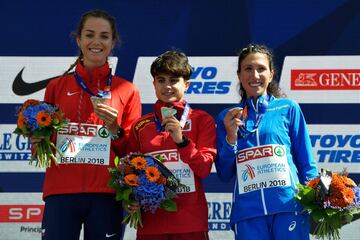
[105,233,116,238]
[67,91,79,96]
[12,67,61,96]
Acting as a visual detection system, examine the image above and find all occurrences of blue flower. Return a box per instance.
[134,174,165,213]
[352,186,360,205]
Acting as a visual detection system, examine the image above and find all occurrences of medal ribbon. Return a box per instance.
[238,95,269,138]
[74,71,112,97]
[154,102,190,132]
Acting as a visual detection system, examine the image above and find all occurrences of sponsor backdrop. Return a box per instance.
[1,1,359,239]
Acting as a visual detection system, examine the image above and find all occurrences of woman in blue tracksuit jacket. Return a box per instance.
[216,44,318,240]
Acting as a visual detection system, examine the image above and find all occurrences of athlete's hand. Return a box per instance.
[162,116,183,143]
[223,107,244,144]
[93,103,119,134]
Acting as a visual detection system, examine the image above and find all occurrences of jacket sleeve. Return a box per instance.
[126,121,140,154]
[215,109,237,183]
[177,112,216,179]
[112,84,142,157]
[289,101,318,184]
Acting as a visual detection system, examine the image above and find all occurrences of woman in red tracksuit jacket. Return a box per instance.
[32,10,141,240]
[127,50,216,240]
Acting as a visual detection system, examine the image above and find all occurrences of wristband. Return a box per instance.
[111,126,124,140]
[176,135,190,148]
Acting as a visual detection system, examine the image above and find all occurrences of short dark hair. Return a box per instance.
[150,50,193,80]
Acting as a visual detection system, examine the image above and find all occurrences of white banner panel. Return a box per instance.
[0,193,43,240]
[280,56,360,103]
[0,124,43,172]
[309,124,360,173]
[0,57,118,103]
[133,57,240,104]
[206,192,233,239]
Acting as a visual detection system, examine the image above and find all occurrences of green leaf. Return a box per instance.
[325,208,338,217]
[328,213,342,229]
[295,185,316,205]
[311,209,325,222]
[161,200,177,212]
[154,154,164,163]
[114,156,119,166]
[344,213,353,224]
[116,188,132,201]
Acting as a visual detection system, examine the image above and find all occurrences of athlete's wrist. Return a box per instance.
[110,125,124,140]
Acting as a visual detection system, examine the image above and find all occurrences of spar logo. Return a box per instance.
[58,123,98,137]
[237,145,273,163]
[241,164,256,181]
[291,69,360,90]
[149,149,180,162]
[0,205,44,223]
[59,138,76,154]
[274,146,285,157]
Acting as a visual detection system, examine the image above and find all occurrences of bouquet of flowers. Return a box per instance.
[295,169,360,240]
[14,99,68,168]
[108,153,184,229]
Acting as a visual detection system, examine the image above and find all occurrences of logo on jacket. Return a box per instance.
[182,119,192,131]
[241,164,256,181]
[12,67,59,95]
[288,221,297,231]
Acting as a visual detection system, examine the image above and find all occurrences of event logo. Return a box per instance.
[241,164,256,181]
[291,69,360,90]
[59,138,76,154]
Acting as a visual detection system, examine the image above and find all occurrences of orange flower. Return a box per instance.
[36,111,52,126]
[17,111,26,129]
[124,174,139,186]
[131,156,147,170]
[145,166,160,182]
[328,187,355,208]
[307,177,320,188]
[338,175,356,187]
